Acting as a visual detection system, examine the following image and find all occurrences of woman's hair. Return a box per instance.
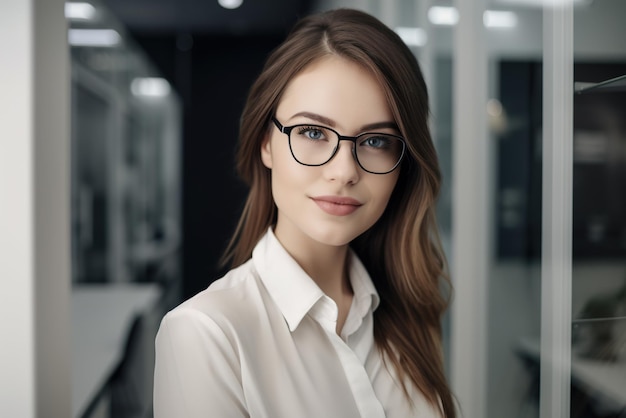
[222,8,455,418]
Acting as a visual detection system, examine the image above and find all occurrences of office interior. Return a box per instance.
[1,0,625,417]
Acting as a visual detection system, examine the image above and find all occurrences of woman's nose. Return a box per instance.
[322,141,360,184]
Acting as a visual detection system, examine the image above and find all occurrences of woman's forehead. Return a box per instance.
[276,56,393,132]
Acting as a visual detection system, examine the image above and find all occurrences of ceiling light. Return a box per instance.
[395,27,427,47]
[131,78,171,97]
[64,2,96,20]
[68,29,121,47]
[218,0,243,10]
[428,6,459,26]
[483,10,518,28]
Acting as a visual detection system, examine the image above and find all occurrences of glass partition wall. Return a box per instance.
[570,1,626,417]
[67,2,182,416]
[483,1,626,416]
[471,1,626,416]
[483,3,544,418]
[68,0,182,286]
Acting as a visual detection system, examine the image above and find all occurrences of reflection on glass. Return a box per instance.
[570,0,626,416]
[68,0,182,285]
[571,66,626,417]
[483,0,626,416]
[72,85,110,282]
[490,58,543,418]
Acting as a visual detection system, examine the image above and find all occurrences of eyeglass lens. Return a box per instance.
[288,125,404,174]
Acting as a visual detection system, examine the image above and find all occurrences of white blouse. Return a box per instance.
[154,228,441,418]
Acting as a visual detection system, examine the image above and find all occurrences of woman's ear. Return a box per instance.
[260,134,273,169]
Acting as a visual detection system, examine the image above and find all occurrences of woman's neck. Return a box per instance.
[273,226,354,333]
[286,236,350,296]
[296,244,353,335]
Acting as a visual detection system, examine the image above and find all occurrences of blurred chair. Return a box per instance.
[109,312,153,418]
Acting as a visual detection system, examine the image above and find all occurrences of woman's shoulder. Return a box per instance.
[160,259,269,338]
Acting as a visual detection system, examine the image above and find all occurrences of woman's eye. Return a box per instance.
[306,130,323,139]
[297,126,326,141]
[363,136,389,148]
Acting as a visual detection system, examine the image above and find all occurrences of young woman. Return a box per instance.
[154,8,455,418]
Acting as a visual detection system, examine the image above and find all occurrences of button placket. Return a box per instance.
[326,331,386,418]
[311,294,386,418]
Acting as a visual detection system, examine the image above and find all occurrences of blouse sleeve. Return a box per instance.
[153,308,247,418]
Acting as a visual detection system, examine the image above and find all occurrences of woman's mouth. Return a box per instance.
[311,196,363,216]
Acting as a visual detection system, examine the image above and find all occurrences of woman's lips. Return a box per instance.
[311,196,363,216]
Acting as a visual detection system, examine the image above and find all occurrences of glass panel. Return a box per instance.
[72,83,111,282]
[484,3,543,418]
[68,0,182,284]
[572,1,626,416]
[426,0,453,378]
[67,1,183,415]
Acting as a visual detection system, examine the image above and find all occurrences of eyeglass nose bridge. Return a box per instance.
[327,135,360,164]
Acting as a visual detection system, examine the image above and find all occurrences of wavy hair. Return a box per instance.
[222,8,455,417]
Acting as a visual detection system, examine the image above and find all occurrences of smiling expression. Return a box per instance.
[261,55,400,253]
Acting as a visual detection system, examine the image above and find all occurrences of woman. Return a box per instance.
[154,8,455,418]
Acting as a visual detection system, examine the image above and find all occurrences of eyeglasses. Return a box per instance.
[271,117,406,174]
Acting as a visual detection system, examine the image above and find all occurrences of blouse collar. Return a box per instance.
[252,228,380,332]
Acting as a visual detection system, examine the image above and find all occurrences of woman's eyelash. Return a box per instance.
[297,125,324,133]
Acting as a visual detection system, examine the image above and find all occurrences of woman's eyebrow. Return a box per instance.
[290,111,336,127]
[360,121,399,132]
[290,111,398,132]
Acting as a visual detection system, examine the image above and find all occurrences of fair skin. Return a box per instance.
[261,55,400,334]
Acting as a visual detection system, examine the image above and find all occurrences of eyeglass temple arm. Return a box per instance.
[271,117,287,133]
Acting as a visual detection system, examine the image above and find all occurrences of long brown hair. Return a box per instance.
[222,8,455,417]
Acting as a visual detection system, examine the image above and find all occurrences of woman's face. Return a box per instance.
[261,55,400,251]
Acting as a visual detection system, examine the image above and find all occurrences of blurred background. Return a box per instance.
[2,0,625,417]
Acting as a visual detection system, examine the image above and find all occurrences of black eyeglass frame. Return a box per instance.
[271,117,406,175]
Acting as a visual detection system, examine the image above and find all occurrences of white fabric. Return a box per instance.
[154,228,441,418]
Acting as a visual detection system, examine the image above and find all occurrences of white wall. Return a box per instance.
[0,0,71,416]
[0,1,36,413]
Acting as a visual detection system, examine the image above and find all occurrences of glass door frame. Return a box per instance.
[540,4,573,418]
